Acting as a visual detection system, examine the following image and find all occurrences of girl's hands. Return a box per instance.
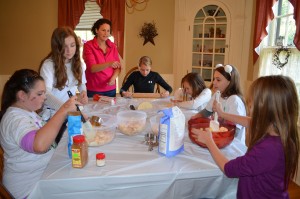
[122,91,133,98]
[212,100,223,117]
[79,91,88,105]
[160,91,170,98]
[61,96,81,113]
[191,127,213,145]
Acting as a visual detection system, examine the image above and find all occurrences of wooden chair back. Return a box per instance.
[0,146,14,198]
[122,66,160,93]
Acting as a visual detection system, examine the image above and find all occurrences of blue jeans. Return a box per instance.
[87,89,116,98]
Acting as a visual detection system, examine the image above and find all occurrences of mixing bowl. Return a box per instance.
[83,113,117,146]
[188,117,236,149]
[117,110,147,135]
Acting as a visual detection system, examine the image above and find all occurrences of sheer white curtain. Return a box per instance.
[259,47,300,125]
[259,47,300,96]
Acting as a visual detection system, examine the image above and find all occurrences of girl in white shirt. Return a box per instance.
[192,64,247,144]
[0,69,79,199]
[172,72,211,112]
[39,27,88,113]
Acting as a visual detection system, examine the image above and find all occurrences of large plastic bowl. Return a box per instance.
[151,99,174,110]
[83,113,116,146]
[188,117,236,149]
[117,110,147,136]
[149,114,163,135]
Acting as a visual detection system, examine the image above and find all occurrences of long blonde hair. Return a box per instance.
[247,75,299,188]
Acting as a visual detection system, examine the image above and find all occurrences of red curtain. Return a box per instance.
[58,0,125,58]
[253,0,300,63]
[58,0,87,29]
[98,0,125,58]
[289,0,300,51]
[253,0,277,64]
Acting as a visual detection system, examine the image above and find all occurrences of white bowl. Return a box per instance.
[117,110,147,135]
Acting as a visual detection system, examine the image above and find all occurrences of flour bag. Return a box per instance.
[158,106,185,157]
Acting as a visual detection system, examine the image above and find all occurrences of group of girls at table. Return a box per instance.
[0,17,299,199]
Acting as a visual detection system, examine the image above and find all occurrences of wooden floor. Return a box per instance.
[289,180,300,199]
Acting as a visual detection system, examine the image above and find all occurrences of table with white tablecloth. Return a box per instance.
[28,99,247,199]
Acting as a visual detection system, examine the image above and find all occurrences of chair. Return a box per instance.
[121,66,160,93]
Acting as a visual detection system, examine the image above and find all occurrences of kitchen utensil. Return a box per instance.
[67,91,95,140]
[210,90,220,132]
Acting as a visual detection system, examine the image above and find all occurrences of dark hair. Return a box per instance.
[247,75,299,189]
[0,69,44,120]
[213,64,244,103]
[181,73,206,99]
[39,26,82,90]
[91,18,112,36]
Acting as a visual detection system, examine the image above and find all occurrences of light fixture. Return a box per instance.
[126,0,149,14]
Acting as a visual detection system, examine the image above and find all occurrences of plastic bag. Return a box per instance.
[158,106,185,157]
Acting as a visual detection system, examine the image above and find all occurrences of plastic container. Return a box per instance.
[188,117,236,149]
[100,105,127,115]
[151,99,174,110]
[149,114,163,135]
[71,135,88,168]
[117,110,147,136]
[83,114,117,146]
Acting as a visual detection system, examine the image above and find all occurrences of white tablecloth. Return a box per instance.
[28,99,247,199]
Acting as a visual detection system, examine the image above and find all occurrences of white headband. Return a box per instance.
[216,64,232,76]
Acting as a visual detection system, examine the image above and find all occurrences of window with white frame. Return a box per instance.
[74,0,114,58]
[258,0,300,100]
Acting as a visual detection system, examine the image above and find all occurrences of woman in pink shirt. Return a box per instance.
[83,18,122,97]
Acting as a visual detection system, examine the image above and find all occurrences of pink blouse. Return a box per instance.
[83,37,120,92]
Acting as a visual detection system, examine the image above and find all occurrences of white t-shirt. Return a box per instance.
[206,92,247,143]
[175,88,212,111]
[40,58,87,110]
[0,107,54,199]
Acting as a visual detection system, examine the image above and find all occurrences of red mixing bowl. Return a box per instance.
[188,117,236,149]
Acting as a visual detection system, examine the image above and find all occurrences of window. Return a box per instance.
[258,0,300,101]
[260,0,295,47]
[258,0,300,124]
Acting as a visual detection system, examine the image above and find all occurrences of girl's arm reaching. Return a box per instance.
[213,100,251,127]
[191,127,229,172]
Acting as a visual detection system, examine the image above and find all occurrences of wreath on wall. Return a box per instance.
[272,46,291,69]
[139,21,158,46]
